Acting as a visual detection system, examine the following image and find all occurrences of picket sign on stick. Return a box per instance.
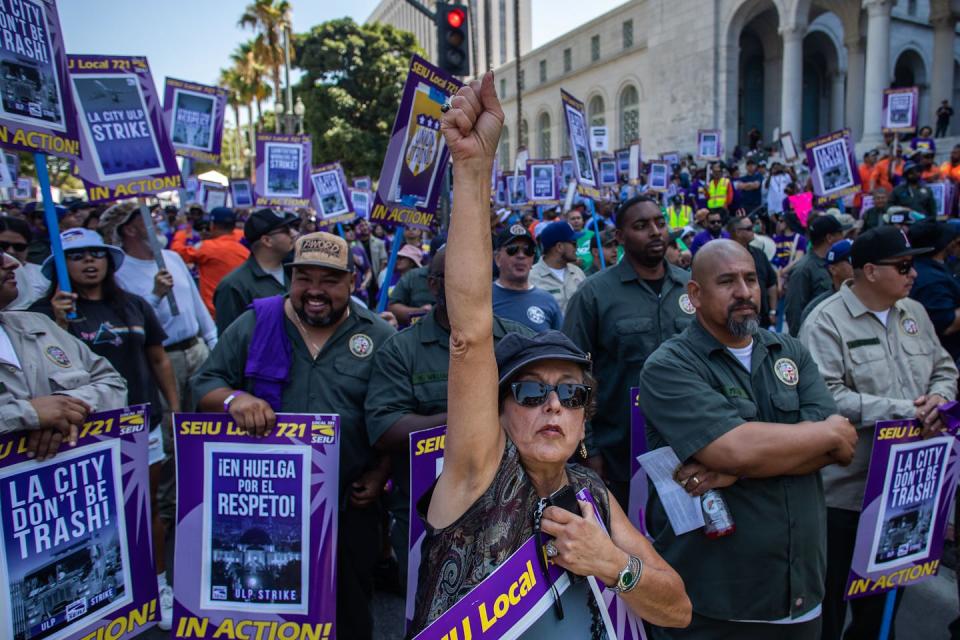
[34,153,76,320]
[138,200,179,315]
[377,227,404,313]
[878,590,897,640]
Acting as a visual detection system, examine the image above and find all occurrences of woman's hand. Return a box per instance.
[441,71,504,170]
[50,289,77,328]
[539,499,627,586]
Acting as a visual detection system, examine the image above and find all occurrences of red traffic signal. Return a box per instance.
[447,8,465,28]
[436,3,470,76]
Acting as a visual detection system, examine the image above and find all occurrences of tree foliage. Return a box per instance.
[294,18,423,179]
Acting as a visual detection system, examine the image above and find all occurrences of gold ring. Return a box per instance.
[690,476,700,486]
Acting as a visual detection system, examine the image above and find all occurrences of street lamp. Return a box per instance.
[294,96,305,135]
[275,100,284,133]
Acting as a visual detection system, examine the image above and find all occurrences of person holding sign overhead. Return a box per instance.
[412,72,690,632]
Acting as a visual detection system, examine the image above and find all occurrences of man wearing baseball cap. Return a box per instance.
[797,239,854,329]
[491,223,562,333]
[193,231,395,640]
[800,226,958,638]
[890,159,937,220]
[213,208,299,334]
[784,215,845,336]
[585,227,619,276]
[529,220,586,313]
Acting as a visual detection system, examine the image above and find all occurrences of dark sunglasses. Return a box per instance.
[875,259,914,275]
[66,248,108,261]
[708,219,723,226]
[0,240,27,252]
[505,244,535,257]
[509,381,592,409]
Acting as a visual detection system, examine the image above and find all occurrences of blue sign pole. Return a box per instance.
[877,590,897,640]
[376,226,404,313]
[590,211,606,270]
[34,153,76,320]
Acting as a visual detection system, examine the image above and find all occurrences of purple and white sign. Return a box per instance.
[371,55,461,231]
[230,179,253,208]
[845,406,960,600]
[163,78,228,164]
[506,173,528,208]
[561,90,599,197]
[255,132,312,208]
[173,413,340,639]
[628,388,649,536]
[311,161,355,226]
[0,0,79,159]
[68,55,181,203]
[696,129,722,161]
[0,405,158,640]
[805,129,860,205]
[406,426,447,629]
[350,189,372,219]
[528,160,559,203]
[882,87,919,134]
[599,158,618,187]
[615,148,630,178]
[200,182,227,211]
[353,176,372,191]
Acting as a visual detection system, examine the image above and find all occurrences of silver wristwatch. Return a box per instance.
[611,555,642,594]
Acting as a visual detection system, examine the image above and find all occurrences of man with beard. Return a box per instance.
[529,220,586,313]
[890,160,936,220]
[192,231,396,640]
[563,195,694,505]
[639,240,856,639]
[799,227,957,639]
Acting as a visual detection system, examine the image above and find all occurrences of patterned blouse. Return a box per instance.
[411,439,611,632]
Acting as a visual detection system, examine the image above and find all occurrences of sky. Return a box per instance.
[58,0,625,124]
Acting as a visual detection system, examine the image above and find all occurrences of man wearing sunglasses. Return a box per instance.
[800,226,958,639]
[491,224,562,333]
[0,216,49,310]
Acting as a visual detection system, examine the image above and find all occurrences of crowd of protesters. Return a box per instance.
[2,81,960,640]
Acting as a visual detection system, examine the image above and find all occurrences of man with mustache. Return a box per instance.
[563,194,694,506]
[192,231,396,640]
[639,240,857,638]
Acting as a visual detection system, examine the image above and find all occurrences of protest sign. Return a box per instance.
[173,412,340,639]
[406,426,447,629]
[590,125,609,152]
[696,129,722,161]
[163,78,228,164]
[779,132,799,163]
[0,149,12,188]
[882,87,919,134]
[506,173,528,208]
[628,144,641,183]
[845,410,960,600]
[928,181,954,217]
[805,129,860,205]
[527,160,559,203]
[229,179,253,208]
[353,176,372,191]
[371,55,462,231]
[615,148,630,178]
[350,189,372,219]
[660,151,679,166]
[628,388,649,535]
[180,175,199,207]
[599,158,618,186]
[647,162,669,191]
[254,132,312,208]
[787,191,814,227]
[495,175,506,205]
[562,90,599,197]
[0,405,158,640]
[13,175,32,199]
[0,0,79,158]
[311,162,355,226]
[68,55,181,202]
[6,151,19,181]
[201,183,227,211]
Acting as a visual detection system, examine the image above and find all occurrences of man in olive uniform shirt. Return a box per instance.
[639,240,857,639]
[388,265,435,325]
[785,215,844,336]
[192,232,395,640]
[365,248,532,589]
[213,208,299,334]
[564,194,694,506]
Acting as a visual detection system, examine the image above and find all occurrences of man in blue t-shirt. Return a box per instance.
[735,157,764,213]
[491,224,563,332]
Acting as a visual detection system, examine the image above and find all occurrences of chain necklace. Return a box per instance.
[289,305,322,357]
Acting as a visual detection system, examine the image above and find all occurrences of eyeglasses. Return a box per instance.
[708,219,723,226]
[509,381,592,409]
[66,249,108,261]
[0,241,27,253]
[504,244,535,257]
[875,259,914,275]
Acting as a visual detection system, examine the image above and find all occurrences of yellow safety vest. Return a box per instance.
[707,178,730,209]
[667,205,691,230]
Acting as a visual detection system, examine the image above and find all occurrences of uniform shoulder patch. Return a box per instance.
[44,345,72,368]
[901,317,919,336]
[349,333,374,358]
[678,293,695,315]
[773,357,799,386]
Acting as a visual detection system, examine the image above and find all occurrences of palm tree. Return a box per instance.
[218,67,246,176]
[238,0,290,107]
[232,40,272,130]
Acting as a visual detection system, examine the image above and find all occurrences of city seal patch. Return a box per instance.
[773,357,799,386]
[678,293,695,314]
[349,333,374,358]
[45,345,72,368]
[526,306,546,324]
[901,317,919,336]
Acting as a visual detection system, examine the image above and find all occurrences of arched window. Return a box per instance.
[588,95,605,126]
[499,124,510,170]
[619,84,639,147]
[537,112,551,158]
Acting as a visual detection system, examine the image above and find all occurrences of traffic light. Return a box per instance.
[436,3,470,76]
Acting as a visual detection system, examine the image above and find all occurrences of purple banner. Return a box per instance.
[561,89,599,197]
[804,129,860,206]
[371,55,461,231]
[0,405,158,640]
[173,413,339,639]
[162,77,228,164]
[254,132,312,208]
[882,87,919,134]
[230,179,253,208]
[0,0,80,158]
[845,405,960,600]
[406,426,447,629]
[68,55,181,203]
[628,387,649,536]
[527,160,559,203]
[696,129,722,161]
[311,161,355,227]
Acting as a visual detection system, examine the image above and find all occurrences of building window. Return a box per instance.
[563,48,572,73]
[591,35,600,62]
[623,20,634,49]
[588,95,605,126]
[499,124,510,170]
[519,118,529,150]
[619,84,639,147]
[500,77,507,98]
[499,0,507,64]
[539,60,547,84]
[537,112,551,158]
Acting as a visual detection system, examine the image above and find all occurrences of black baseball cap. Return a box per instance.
[494,330,592,386]
[810,215,843,243]
[909,221,959,254]
[851,226,933,269]
[244,208,300,243]
[496,222,535,250]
